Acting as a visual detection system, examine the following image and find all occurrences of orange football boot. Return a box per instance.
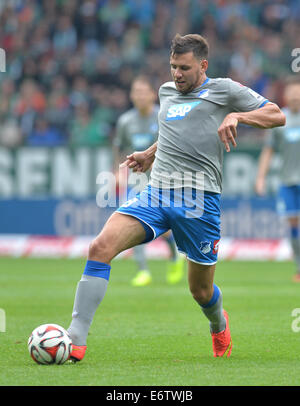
[211,310,232,358]
[293,273,300,283]
[70,344,87,362]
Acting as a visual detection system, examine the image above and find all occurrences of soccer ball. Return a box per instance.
[28,323,72,365]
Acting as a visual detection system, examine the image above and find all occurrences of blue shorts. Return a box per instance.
[116,185,221,265]
[277,184,300,217]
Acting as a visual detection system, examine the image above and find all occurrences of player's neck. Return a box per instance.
[196,74,208,89]
[138,105,154,117]
[188,74,208,93]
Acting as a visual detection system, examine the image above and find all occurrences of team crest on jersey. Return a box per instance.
[199,241,211,254]
[166,101,201,121]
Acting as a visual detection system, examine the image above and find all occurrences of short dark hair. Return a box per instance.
[131,75,154,91]
[170,33,209,60]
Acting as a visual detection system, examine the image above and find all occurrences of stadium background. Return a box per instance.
[0,0,299,260]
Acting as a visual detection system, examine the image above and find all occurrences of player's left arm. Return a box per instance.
[218,102,286,152]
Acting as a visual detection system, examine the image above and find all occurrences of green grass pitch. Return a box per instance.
[1,256,300,386]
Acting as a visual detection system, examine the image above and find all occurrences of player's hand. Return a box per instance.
[119,151,155,173]
[218,114,238,152]
[255,176,265,196]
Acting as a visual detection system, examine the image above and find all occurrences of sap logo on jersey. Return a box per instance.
[166,101,201,121]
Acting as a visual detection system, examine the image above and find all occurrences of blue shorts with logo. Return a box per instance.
[277,184,300,216]
[116,185,221,265]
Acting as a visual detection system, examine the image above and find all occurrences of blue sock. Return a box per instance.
[83,260,111,280]
[200,284,226,333]
[291,226,299,240]
[201,284,220,308]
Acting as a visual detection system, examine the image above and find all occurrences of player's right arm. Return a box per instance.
[255,145,274,195]
[120,142,157,173]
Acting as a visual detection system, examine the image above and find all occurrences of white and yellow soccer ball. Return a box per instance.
[28,324,72,365]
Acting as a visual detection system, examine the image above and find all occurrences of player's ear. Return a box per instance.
[201,59,208,72]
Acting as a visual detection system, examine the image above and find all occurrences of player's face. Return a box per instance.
[130,81,156,111]
[170,52,208,94]
[284,84,300,113]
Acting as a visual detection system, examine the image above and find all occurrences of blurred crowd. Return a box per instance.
[0,0,299,148]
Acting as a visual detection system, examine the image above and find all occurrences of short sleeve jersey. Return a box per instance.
[264,107,300,185]
[150,78,268,193]
[114,105,160,155]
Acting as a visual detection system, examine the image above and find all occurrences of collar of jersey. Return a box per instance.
[192,77,210,94]
[201,77,210,87]
[197,77,210,89]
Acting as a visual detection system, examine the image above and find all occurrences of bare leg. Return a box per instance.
[68,213,147,346]
[188,261,215,305]
[188,260,226,333]
[89,212,148,263]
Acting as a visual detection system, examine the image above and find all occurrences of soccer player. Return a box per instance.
[255,78,300,281]
[67,34,285,362]
[114,75,184,286]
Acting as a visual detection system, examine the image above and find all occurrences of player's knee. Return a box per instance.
[88,236,113,262]
[189,286,212,306]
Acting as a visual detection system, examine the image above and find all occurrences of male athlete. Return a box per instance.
[67,34,285,361]
[256,78,300,281]
[114,75,184,286]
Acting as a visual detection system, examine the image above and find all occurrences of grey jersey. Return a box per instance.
[114,105,160,154]
[150,78,268,193]
[265,108,300,185]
